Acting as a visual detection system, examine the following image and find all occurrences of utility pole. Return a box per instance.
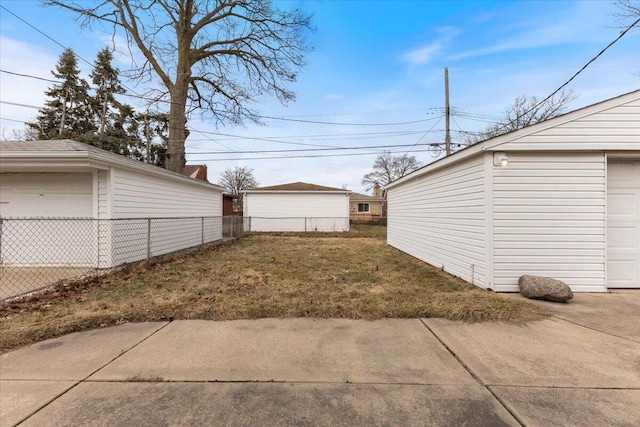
[444,67,451,156]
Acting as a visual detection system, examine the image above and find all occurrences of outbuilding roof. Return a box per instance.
[386,89,640,190]
[0,139,225,191]
[349,192,383,202]
[244,181,350,193]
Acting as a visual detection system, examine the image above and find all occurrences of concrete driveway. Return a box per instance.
[1,291,639,426]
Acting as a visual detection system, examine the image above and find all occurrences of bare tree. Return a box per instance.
[466,89,576,144]
[614,1,640,74]
[2,127,39,142]
[361,152,421,190]
[615,0,640,19]
[219,166,259,195]
[47,0,313,173]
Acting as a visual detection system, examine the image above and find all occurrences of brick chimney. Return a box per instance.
[373,183,381,198]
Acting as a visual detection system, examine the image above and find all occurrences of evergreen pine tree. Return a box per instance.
[90,47,124,134]
[27,48,93,139]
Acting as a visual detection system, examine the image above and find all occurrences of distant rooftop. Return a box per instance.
[349,192,383,202]
[183,164,208,182]
[248,181,349,192]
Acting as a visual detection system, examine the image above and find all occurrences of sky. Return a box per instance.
[0,0,638,194]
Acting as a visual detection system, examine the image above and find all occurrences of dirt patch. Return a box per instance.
[0,234,547,353]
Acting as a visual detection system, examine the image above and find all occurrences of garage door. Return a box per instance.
[0,173,95,266]
[0,173,93,218]
[607,161,640,288]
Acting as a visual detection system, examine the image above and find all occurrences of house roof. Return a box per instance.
[183,164,208,182]
[0,139,225,191]
[244,181,350,193]
[349,192,383,202]
[387,89,640,190]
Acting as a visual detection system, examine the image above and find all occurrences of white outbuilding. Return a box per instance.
[243,182,350,232]
[386,90,640,292]
[0,140,224,268]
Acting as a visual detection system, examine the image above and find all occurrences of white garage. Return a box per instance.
[387,90,640,292]
[243,182,350,232]
[0,173,93,218]
[0,140,224,268]
[607,160,640,288]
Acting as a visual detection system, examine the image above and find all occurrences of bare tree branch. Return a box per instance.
[361,152,422,190]
[219,166,259,201]
[45,0,313,173]
[465,89,576,144]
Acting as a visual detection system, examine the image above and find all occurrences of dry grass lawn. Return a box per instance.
[0,234,548,352]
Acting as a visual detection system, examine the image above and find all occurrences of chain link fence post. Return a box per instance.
[147,218,152,261]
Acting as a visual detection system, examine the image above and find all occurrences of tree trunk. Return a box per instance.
[165,12,192,175]
[166,82,188,174]
[59,88,69,135]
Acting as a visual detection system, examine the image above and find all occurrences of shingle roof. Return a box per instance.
[0,139,225,191]
[250,181,349,192]
[0,139,105,153]
[183,164,208,181]
[349,192,383,202]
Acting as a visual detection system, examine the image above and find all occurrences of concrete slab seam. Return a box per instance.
[419,319,526,427]
[13,321,171,426]
[549,316,640,344]
[7,380,79,427]
[484,384,640,391]
[78,379,475,387]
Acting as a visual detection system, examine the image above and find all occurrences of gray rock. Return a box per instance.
[518,275,574,302]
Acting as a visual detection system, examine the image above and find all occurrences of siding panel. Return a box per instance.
[492,152,606,292]
[244,193,349,232]
[111,167,221,218]
[387,156,487,287]
[107,167,223,266]
[500,98,640,150]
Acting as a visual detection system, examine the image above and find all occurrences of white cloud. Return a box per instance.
[402,42,442,65]
[0,37,59,135]
[449,2,610,61]
[402,26,462,66]
[323,93,343,101]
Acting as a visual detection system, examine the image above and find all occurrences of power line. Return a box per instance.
[0,69,58,83]
[486,16,640,138]
[0,117,28,124]
[253,113,441,126]
[1,69,441,127]
[0,5,150,101]
[405,115,444,155]
[189,149,433,162]
[0,101,40,109]
[186,142,438,155]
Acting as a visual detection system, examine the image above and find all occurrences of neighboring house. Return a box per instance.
[223,193,243,216]
[183,164,208,181]
[386,90,640,293]
[0,140,224,268]
[243,181,350,232]
[349,192,384,223]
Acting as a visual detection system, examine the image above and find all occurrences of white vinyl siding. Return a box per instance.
[106,167,223,267]
[110,167,221,218]
[492,152,606,292]
[497,98,640,151]
[0,173,93,218]
[96,170,109,218]
[244,193,349,232]
[387,155,487,287]
[0,173,95,266]
[607,160,640,288]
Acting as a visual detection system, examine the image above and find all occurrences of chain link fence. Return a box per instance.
[0,216,249,300]
[1,215,353,300]
[248,217,350,233]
